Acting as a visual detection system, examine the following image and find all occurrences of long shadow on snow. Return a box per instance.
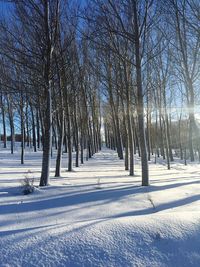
[110,193,200,218]
[0,224,59,238]
[1,180,200,215]
[0,185,143,215]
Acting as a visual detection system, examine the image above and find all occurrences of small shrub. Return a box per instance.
[96,177,102,189]
[21,171,35,195]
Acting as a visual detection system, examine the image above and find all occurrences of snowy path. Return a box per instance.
[1,148,200,266]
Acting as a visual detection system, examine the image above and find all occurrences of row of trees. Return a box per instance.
[88,0,200,182]
[0,0,199,186]
[0,0,102,186]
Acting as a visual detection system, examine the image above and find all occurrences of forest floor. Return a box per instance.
[1,146,200,267]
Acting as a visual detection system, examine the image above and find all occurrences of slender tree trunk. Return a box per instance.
[163,116,170,170]
[30,104,37,152]
[127,106,134,176]
[40,85,52,186]
[36,109,40,149]
[7,97,15,154]
[1,94,7,148]
[67,110,73,171]
[20,105,25,165]
[133,1,149,185]
[55,112,64,177]
[40,0,54,186]
[178,117,183,160]
[25,103,30,147]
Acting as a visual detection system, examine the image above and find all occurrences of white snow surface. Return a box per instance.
[1,146,200,267]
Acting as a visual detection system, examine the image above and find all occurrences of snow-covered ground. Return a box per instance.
[1,145,200,267]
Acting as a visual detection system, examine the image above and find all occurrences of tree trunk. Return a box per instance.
[55,112,64,177]
[133,1,149,185]
[30,104,37,152]
[20,106,25,165]
[40,0,54,186]
[1,94,7,148]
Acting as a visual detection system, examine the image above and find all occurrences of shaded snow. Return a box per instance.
[1,146,200,266]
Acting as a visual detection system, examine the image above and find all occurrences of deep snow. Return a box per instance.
[0,146,200,267]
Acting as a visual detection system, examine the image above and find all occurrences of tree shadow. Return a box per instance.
[109,193,200,219]
[1,179,200,216]
[0,223,59,238]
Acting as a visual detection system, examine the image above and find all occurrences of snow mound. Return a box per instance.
[1,215,200,267]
